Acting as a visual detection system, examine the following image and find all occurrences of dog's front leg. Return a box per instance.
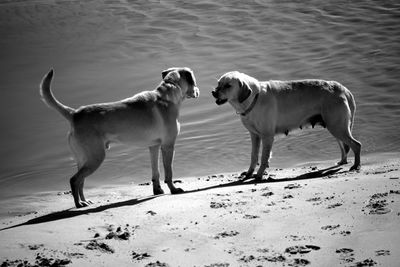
[244,132,260,178]
[149,145,164,195]
[161,143,184,194]
[255,135,274,180]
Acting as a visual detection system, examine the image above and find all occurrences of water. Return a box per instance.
[0,0,399,199]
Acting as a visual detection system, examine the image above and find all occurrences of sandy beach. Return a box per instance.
[0,152,399,266]
[1,1,399,266]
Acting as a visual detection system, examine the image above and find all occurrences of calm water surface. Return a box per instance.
[0,0,399,199]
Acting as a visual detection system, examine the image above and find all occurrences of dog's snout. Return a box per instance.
[211,90,218,98]
[194,87,200,98]
[187,87,200,98]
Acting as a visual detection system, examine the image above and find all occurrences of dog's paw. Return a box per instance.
[337,159,348,165]
[83,199,94,205]
[153,187,165,195]
[81,201,92,206]
[240,171,254,179]
[170,187,184,194]
[75,201,91,208]
[349,164,361,172]
[254,174,264,181]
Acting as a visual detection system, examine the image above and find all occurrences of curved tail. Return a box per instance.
[346,89,356,131]
[344,86,357,154]
[40,69,74,122]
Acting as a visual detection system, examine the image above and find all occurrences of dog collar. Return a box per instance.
[238,93,259,116]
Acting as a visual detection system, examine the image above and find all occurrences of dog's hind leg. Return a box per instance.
[69,132,105,208]
[78,174,93,205]
[344,134,361,171]
[161,143,183,194]
[149,144,164,195]
[336,139,348,165]
[325,114,361,171]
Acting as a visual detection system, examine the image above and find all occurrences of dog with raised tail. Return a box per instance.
[212,71,361,180]
[40,67,199,208]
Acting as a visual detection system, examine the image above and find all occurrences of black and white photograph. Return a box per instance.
[0,0,399,266]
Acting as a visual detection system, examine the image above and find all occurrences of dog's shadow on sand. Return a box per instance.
[0,165,342,231]
[0,195,160,231]
[184,165,343,194]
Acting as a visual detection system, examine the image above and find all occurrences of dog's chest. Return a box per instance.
[241,115,263,134]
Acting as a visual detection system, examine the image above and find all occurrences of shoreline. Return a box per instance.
[0,152,399,266]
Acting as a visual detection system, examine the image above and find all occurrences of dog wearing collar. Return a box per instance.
[40,67,199,208]
[212,71,361,180]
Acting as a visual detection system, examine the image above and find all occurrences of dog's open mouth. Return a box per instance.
[211,90,227,105]
[215,98,228,105]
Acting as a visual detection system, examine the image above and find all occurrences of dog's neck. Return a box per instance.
[238,93,259,116]
[156,81,184,107]
[229,90,260,116]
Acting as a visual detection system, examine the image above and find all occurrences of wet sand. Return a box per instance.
[1,152,399,266]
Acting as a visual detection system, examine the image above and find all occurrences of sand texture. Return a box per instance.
[0,153,399,266]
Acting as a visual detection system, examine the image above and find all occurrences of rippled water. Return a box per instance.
[0,0,399,199]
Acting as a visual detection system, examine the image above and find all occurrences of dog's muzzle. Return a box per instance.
[211,90,227,105]
[190,87,200,98]
[187,87,200,98]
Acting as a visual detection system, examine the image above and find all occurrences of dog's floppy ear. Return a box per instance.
[158,69,182,104]
[163,69,180,83]
[237,78,252,103]
[180,68,196,87]
[162,68,177,79]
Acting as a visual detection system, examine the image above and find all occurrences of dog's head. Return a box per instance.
[211,71,260,106]
[159,67,199,104]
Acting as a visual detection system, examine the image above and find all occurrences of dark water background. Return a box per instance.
[0,0,399,200]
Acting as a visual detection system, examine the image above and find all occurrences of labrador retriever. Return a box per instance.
[212,71,361,180]
[40,67,199,208]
